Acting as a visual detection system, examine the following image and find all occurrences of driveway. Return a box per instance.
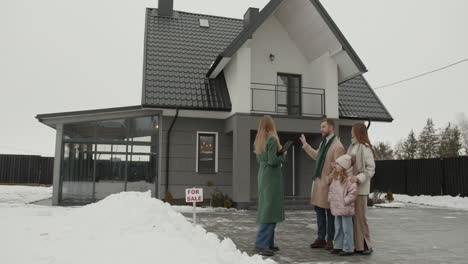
[185,205,468,264]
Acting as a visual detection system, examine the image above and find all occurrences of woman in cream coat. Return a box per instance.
[347,123,376,255]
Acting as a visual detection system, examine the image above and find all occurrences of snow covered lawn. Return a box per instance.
[0,185,52,204]
[0,189,273,264]
[393,194,468,210]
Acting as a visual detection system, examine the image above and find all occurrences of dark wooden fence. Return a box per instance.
[372,156,468,197]
[0,154,54,185]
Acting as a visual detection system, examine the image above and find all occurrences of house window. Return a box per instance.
[277,73,302,115]
[196,132,218,173]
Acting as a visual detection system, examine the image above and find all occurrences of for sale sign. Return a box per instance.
[185,188,203,203]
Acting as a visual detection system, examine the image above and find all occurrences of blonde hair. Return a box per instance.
[333,164,348,184]
[255,116,281,154]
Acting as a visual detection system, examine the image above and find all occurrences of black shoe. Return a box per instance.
[339,251,354,256]
[269,246,280,252]
[254,248,275,257]
[354,250,364,255]
[330,249,342,255]
[362,248,373,255]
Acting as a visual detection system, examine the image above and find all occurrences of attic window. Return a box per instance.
[199,19,209,28]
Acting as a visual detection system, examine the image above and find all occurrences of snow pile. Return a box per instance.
[0,185,52,204]
[393,194,468,210]
[172,205,238,213]
[374,202,406,208]
[2,191,274,264]
[172,205,217,213]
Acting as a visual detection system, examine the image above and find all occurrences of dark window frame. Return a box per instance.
[277,73,303,115]
[196,132,218,174]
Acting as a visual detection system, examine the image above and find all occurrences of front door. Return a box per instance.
[279,133,300,197]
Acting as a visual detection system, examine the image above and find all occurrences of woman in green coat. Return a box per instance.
[253,116,287,257]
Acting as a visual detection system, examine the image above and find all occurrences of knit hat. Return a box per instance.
[335,154,352,170]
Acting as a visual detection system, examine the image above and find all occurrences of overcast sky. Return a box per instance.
[1,0,467,156]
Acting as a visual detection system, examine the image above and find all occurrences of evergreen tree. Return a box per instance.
[417,119,439,158]
[439,123,462,157]
[401,130,418,159]
[375,142,394,160]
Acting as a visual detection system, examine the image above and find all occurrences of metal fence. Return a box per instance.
[372,156,468,197]
[251,82,325,117]
[0,154,54,185]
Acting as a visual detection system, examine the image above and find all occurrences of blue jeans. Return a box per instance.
[334,216,354,253]
[315,206,335,241]
[255,223,276,249]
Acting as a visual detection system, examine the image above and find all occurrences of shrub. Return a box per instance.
[207,181,232,208]
[385,191,394,202]
[370,191,386,206]
[164,191,174,201]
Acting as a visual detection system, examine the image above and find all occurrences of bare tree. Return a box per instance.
[456,113,468,155]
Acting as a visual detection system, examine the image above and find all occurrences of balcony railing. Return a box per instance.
[251,82,326,117]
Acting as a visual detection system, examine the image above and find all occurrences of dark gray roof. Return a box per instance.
[142,5,392,122]
[142,9,243,111]
[339,75,393,122]
[36,105,144,121]
[207,0,367,77]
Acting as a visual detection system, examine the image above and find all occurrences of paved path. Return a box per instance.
[184,205,468,264]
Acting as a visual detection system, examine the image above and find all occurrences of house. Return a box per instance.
[36,0,392,207]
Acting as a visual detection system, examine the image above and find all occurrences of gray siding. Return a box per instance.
[159,113,363,205]
[160,116,233,199]
[250,133,322,200]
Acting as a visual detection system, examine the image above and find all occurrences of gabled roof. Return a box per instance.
[207,0,367,79]
[142,4,392,122]
[339,75,393,122]
[142,9,242,111]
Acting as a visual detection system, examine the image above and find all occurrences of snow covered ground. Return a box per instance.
[393,194,468,210]
[374,202,406,208]
[0,185,52,203]
[0,186,274,264]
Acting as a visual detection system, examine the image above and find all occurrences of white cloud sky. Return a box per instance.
[1,0,467,156]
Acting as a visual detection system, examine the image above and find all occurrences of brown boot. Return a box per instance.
[326,240,334,251]
[310,238,326,248]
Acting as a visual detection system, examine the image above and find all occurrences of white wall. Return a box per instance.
[248,15,339,118]
[308,52,339,118]
[224,41,252,114]
[250,16,312,86]
[223,14,340,117]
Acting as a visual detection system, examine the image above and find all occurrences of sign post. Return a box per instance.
[185,187,203,225]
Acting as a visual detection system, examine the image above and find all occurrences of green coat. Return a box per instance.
[256,136,286,223]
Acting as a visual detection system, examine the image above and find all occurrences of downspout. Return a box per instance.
[165,108,179,198]
[366,119,372,130]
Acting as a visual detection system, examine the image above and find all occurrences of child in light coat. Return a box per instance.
[328,154,358,256]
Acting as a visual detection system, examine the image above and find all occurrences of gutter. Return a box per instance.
[165,108,179,196]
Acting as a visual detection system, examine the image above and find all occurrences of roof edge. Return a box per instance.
[141,8,151,105]
[310,0,367,73]
[360,76,394,121]
[206,0,283,77]
[141,104,232,112]
[207,0,368,78]
[206,55,224,78]
[36,105,145,122]
[339,115,393,123]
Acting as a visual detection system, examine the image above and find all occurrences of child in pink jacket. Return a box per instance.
[328,154,358,256]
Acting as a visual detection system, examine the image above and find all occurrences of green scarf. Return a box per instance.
[312,135,336,181]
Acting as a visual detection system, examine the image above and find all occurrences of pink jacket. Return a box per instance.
[328,168,358,216]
